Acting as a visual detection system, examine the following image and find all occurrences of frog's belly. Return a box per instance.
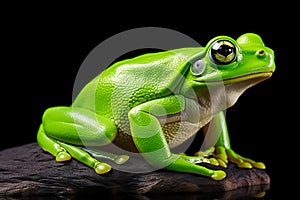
[112,120,205,153]
[112,101,213,152]
[162,121,201,148]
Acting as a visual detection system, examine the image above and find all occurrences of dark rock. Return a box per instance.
[0,143,270,199]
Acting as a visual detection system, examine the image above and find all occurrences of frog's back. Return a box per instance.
[72,47,203,120]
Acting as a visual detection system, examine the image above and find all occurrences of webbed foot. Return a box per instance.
[214,146,266,169]
[165,155,226,180]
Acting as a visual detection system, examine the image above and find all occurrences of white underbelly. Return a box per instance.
[161,115,212,148]
[162,121,198,148]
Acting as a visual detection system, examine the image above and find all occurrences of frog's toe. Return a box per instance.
[114,155,129,164]
[211,170,226,180]
[229,156,252,168]
[236,161,252,168]
[217,158,227,168]
[208,158,219,166]
[229,155,266,169]
[233,158,266,169]
[215,154,228,163]
[56,151,71,162]
[214,146,228,163]
[252,162,266,169]
[226,149,266,169]
[95,162,112,174]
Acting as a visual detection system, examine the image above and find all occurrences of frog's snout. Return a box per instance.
[237,33,275,72]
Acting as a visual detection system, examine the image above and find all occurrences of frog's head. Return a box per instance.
[181,33,275,110]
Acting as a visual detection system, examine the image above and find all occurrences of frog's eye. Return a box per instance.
[192,59,205,76]
[210,40,236,65]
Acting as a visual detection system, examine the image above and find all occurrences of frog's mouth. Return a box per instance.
[195,71,273,85]
[222,71,273,85]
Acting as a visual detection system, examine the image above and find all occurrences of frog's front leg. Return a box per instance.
[204,111,266,169]
[128,95,226,180]
[37,106,127,174]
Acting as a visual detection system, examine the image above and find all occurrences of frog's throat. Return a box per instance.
[223,73,272,107]
[192,71,273,116]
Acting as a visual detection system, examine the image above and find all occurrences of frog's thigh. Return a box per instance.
[128,95,225,180]
[38,106,118,174]
[42,106,117,146]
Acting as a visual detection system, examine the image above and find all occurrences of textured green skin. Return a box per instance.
[37,33,275,180]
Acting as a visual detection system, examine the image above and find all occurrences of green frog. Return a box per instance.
[37,33,275,180]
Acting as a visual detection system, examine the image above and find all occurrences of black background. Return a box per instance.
[2,4,296,199]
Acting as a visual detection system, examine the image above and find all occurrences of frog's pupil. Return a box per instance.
[218,45,233,56]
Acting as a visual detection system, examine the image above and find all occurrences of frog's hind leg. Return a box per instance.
[37,106,122,174]
[37,125,112,174]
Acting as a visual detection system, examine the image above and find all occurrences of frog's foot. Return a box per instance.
[37,125,113,174]
[184,147,221,167]
[214,146,266,169]
[165,155,226,180]
[179,153,219,166]
[56,141,112,174]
